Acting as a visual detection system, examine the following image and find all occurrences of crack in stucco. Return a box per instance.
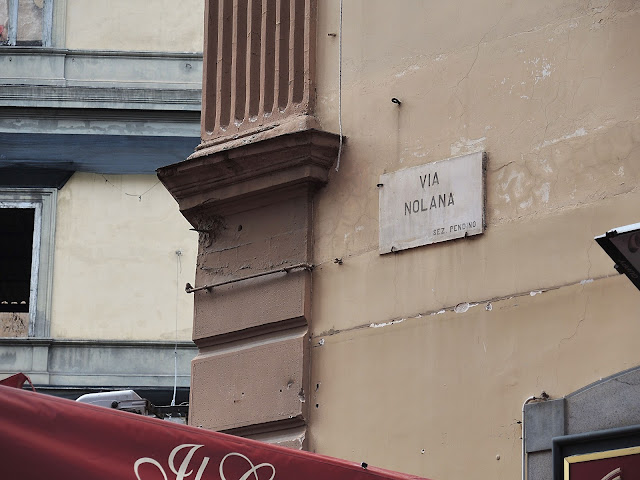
[312,273,616,340]
[586,239,596,280]
[451,13,505,124]
[559,294,590,344]
[490,161,514,173]
[560,315,585,344]
[613,378,640,387]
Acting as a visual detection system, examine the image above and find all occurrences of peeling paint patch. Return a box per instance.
[485,303,492,311]
[535,127,587,150]
[454,302,469,313]
[450,136,486,156]
[318,338,325,346]
[430,309,446,316]
[536,183,550,204]
[527,57,553,84]
[519,197,533,209]
[395,64,420,78]
[370,318,405,328]
[0,312,28,337]
[500,170,525,197]
[530,290,543,296]
[499,193,511,203]
[540,158,553,174]
[580,279,594,285]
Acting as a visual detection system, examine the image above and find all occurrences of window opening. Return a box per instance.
[0,207,35,313]
[0,188,54,338]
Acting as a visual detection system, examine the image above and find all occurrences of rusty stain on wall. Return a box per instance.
[17,0,43,42]
[0,311,28,337]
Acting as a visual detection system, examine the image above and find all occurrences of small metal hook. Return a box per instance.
[391,97,402,106]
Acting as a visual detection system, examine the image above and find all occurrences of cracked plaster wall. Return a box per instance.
[309,1,640,479]
[64,0,204,52]
[50,173,197,341]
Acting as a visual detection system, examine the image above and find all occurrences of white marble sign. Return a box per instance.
[379,152,486,254]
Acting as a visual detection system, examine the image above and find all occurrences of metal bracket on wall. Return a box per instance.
[185,263,314,294]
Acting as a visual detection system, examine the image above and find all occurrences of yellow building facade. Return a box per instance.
[310,2,640,478]
[158,1,640,479]
[0,0,202,402]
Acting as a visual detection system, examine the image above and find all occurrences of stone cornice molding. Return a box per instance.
[0,337,197,387]
[0,337,197,348]
[157,119,340,220]
[0,46,203,58]
[0,47,203,111]
[0,84,201,111]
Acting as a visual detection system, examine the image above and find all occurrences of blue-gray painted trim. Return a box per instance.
[0,133,200,174]
[0,167,73,188]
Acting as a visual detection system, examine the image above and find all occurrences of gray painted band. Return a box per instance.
[0,47,203,111]
[0,338,197,388]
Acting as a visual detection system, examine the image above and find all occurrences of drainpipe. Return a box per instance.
[522,395,537,480]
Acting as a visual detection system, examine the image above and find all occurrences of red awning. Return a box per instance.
[0,385,429,480]
[0,372,35,390]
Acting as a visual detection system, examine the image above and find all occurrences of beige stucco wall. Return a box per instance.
[50,173,197,341]
[310,1,640,479]
[63,0,204,52]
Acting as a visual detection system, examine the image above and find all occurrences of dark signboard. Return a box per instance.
[553,426,640,480]
[565,447,640,480]
[595,223,640,292]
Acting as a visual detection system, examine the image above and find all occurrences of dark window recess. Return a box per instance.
[0,208,35,313]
